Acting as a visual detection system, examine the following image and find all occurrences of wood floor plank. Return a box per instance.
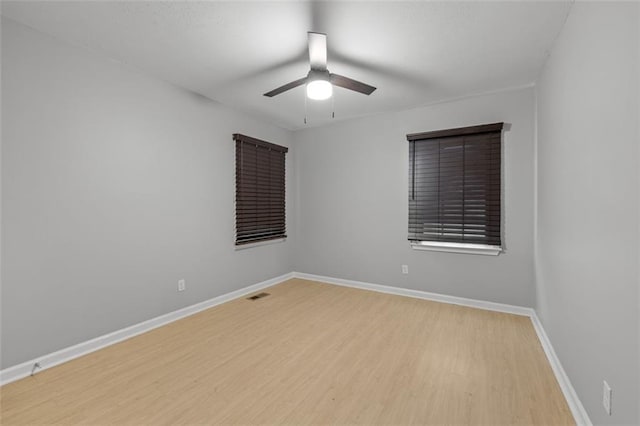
[0,278,574,425]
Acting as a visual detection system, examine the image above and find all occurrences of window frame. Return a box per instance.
[406,123,504,256]
[234,133,288,247]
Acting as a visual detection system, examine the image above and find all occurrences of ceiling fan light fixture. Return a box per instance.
[263,33,376,99]
[306,79,332,100]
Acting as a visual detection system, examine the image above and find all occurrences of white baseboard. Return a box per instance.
[530,311,592,426]
[292,271,534,316]
[0,272,294,386]
[292,271,592,426]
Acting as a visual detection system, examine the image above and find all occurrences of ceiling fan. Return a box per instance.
[263,32,377,100]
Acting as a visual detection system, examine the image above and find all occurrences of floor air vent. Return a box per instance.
[247,292,270,301]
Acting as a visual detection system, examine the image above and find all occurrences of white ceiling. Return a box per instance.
[1,1,572,130]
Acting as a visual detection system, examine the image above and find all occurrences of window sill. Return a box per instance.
[411,241,502,256]
[235,238,286,251]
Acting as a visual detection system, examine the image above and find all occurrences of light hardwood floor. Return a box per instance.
[0,278,574,425]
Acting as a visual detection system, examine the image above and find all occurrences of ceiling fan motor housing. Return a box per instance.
[307,69,331,82]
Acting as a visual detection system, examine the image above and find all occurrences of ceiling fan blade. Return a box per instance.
[330,74,376,95]
[308,32,327,71]
[263,77,308,97]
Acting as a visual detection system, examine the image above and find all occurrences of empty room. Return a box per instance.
[0,1,638,425]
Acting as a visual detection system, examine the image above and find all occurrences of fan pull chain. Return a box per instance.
[304,92,308,124]
[331,91,335,119]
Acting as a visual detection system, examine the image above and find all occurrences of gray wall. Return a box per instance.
[536,2,639,424]
[0,18,296,369]
[293,88,536,307]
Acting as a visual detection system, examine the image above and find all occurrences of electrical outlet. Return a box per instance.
[178,279,186,292]
[401,265,409,274]
[603,380,612,415]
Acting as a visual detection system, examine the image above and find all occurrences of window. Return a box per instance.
[234,133,287,246]
[406,123,503,255]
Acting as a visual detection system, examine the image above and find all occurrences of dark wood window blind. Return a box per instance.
[234,134,287,245]
[406,123,503,247]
